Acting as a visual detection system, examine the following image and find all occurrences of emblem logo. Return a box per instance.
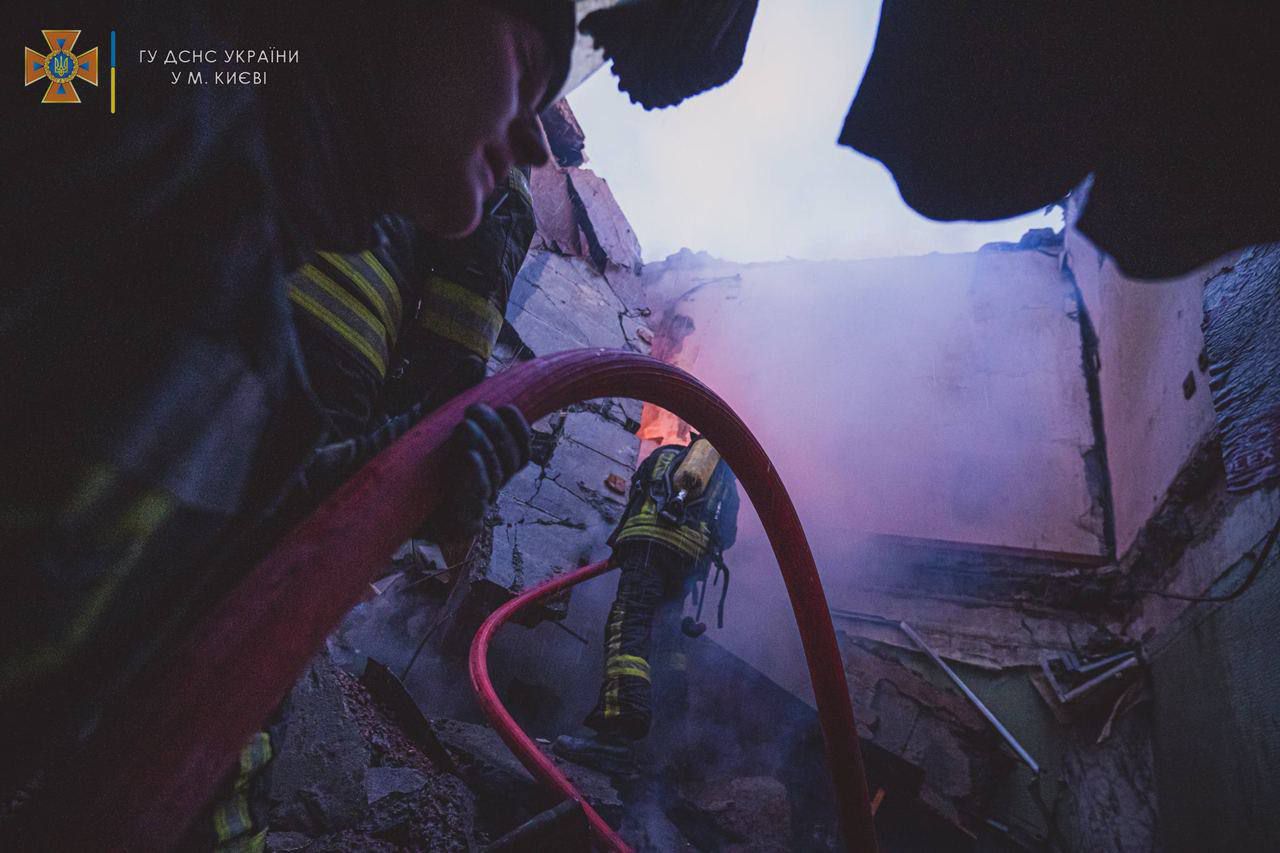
[24,29,99,104]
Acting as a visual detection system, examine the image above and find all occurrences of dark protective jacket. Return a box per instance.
[288,169,536,440]
[384,167,537,418]
[0,2,406,788]
[610,444,740,568]
[287,215,419,440]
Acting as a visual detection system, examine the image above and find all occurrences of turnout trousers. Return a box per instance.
[585,540,699,741]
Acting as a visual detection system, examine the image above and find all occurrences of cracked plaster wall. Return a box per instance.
[1064,193,1232,556]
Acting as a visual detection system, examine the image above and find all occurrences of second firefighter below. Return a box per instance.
[554,437,740,775]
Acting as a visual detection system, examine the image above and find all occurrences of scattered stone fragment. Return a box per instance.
[365,766,429,805]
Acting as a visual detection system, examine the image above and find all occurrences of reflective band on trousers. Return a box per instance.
[287,264,390,378]
[416,274,504,361]
[605,653,652,682]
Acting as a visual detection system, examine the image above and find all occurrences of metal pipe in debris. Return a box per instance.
[897,621,1041,776]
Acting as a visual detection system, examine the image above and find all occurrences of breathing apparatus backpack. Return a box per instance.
[638,440,733,637]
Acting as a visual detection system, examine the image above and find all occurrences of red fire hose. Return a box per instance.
[54,349,877,852]
[468,558,626,850]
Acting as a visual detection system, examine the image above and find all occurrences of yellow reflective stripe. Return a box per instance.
[212,806,231,842]
[361,251,404,330]
[316,250,402,346]
[237,732,272,787]
[0,475,176,697]
[317,251,395,338]
[62,463,117,521]
[213,793,252,842]
[508,167,533,207]
[603,607,625,719]
[417,275,504,360]
[607,654,650,675]
[606,654,651,681]
[618,514,710,542]
[216,829,267,853]
[120,491,174,540]
[605,655,649,682]
[298,263,390,355]
[614,510,711,558]
[213,732,271,844]
[288,278,387,377]
[651,449,679,479]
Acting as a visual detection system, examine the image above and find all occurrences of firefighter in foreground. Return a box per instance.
[196,173,537,852]
[1,2,572,806]
[554,437,740,774]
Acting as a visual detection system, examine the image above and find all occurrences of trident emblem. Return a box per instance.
[25,30,98,104]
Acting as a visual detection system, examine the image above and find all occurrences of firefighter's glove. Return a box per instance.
[428,403,532,542]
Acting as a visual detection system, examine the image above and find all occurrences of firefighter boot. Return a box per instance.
[552,732,637,777]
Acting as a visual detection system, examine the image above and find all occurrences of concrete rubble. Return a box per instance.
[261,655,476,852]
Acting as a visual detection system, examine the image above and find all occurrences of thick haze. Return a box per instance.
[568,0,1056,264]
[635,249,1100,690]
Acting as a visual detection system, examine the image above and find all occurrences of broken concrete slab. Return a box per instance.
[541,99,586,167]
[510,252,622,354]
[365,766,428,805]
[434,719,623,840]
[567,169,643,272]
[358,660,458,773]
[560,410,641,472]
[264,653,479,851]
[529,165,586,258]
[614,396,645,428]
[265,830,312,852]
[485,405,636,595]
[266,655,371,835]
[307,779,476,852]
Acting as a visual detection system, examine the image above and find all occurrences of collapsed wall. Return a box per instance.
[1066,194,1280,853]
